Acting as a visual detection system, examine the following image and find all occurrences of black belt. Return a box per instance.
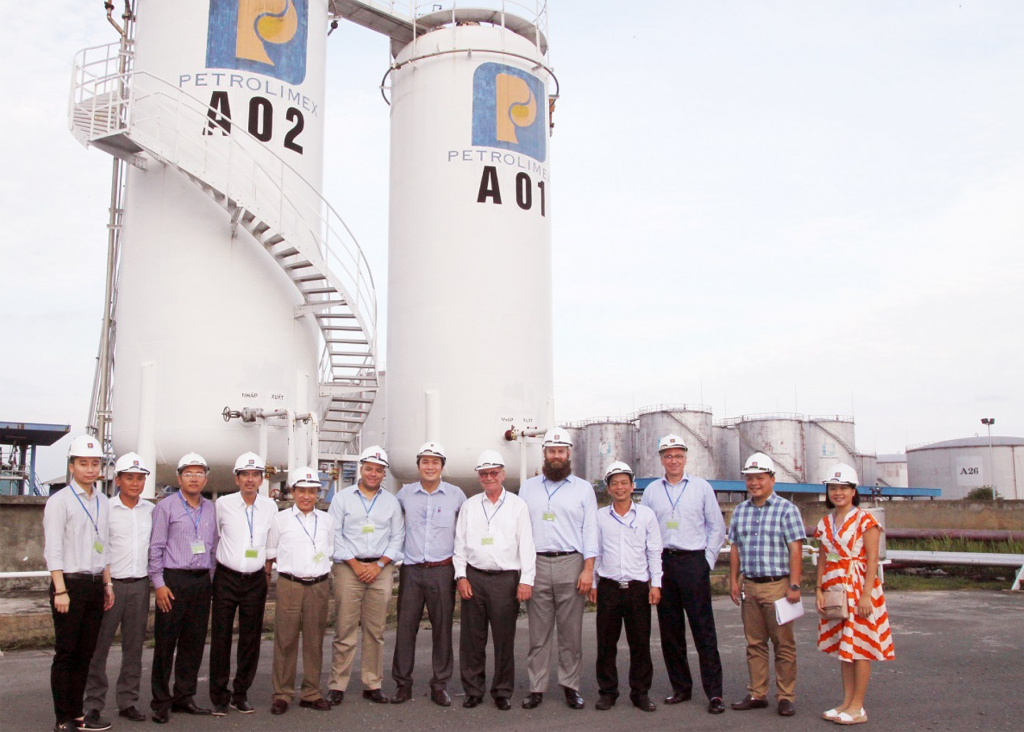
[165,568,210,577]
[278,572,329,586]
[63,572,104,582]
[216,562,265,579]
[537,551,578,558]
[663,548,704,557]
[468,565,515,576]
[745,575,788,584]
[355,556,382,563]
[599,577,648,590]
[113,577,148,584]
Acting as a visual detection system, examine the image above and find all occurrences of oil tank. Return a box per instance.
[584,419,634,486]
[634,405,714,479]
[907,437,1024,500]
[805,416,857,485]
[563,424,587,483]
[855,452,878,489]
[385,10,554,493]
[713,422,741,481]
[736,414,805,483]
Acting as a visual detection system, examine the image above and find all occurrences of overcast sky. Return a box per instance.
[3,1,1022,480]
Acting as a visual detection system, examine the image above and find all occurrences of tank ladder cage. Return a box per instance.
[733,427,802,484]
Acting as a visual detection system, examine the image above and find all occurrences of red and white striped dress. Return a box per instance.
[814,509,895,661]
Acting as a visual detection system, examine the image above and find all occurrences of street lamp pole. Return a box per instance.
[980,418,996,497]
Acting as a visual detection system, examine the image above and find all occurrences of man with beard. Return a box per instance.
[519,427,598,710]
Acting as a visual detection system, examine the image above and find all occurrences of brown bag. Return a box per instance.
[821,588,847,619]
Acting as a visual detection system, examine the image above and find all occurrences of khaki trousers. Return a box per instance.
[741,578,797,701]
[526,553,586,692]
[272,577,331,702]
[329,562,395,691]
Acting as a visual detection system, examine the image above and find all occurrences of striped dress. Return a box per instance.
[814,509,895,661]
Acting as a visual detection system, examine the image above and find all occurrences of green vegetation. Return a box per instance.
[965,486,998,500]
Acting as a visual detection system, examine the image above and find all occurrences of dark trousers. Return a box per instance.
[392,563,456,692]
[50,576,106,724]
[151,570,212,713]
[209,564,268,705]
[595,579,653,700]
[459,567,520,700]
[656,551,723,699]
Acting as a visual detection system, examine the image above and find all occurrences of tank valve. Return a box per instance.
[222,407,241,422]
[504,427,518,442]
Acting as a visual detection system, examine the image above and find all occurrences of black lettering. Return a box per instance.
[204,91,232,136]
[537,180,546,216]
[515,172,532,210]
[248,96,273,142]
[477,165,502,204]
[284,107,304,154]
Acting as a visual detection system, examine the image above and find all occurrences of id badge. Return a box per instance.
[481,535,494,546]
[313,551,326,564]
[542,511,556,522]
[244,548,259,559]
[826,552,840,563]
[361,522,375,534]
[666,520,680,530]
[92,540,104,554]
[191,541,206,555]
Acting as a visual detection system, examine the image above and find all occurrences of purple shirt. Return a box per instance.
[148,491,219,589]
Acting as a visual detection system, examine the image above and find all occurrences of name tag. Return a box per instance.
[92,540,104,554]
[666,521,680,530]
[244,548,259,559]
[826,552,840,563]
[361,523,375,534]
[313,551,325,564]
[481,536,494,546]
[191,541,206,555]
[542,511,556,522]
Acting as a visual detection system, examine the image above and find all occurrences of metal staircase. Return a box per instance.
[68,42,378,456]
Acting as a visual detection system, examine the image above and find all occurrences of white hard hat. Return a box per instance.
[475,450,505,471]
[289,466,322,488]
[233,451,266,474]
[114,452,150,475]
[542,428,573,448]
[604,461,634,481]
[359,445,389,467]
[741,452,775,475]
[177,452,209,473]
[67,435,105,459]
[823,463,859,487]
[416,441,447,460]
[658,434,689,453]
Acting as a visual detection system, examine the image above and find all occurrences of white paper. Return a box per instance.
[774,596,805,625]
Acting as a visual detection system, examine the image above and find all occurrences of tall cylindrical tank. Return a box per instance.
[634,405,714,479]
[805,416,857,485]
[385,14,554,492]
[112,0,330,494]
[563,424,587,483]
[713,422,741,481]
[736,414,806,483]
[907,437,1024,500]
[584,420,634,486]
[855,453,878,489]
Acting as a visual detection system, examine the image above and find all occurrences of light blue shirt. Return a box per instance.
[594,503,663,587]
[519,474,599,559]
[329,484,405,564]
[396,481,467,564]
[641,473,726,569]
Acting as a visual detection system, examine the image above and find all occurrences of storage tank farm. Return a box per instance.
[804,416,857,484]
[582,419,634,487]
[736,414,806,483]
[634,405,714,479]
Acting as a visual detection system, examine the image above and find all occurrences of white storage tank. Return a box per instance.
[737,414,806,483]
[634,405,715,479]
[563,424,587,483]
[907,436,1024,500]
[384,9,555,493]
[855,452,878,489]
[805,416,857,485]
[584,419,635,486]
[713,421,741,481]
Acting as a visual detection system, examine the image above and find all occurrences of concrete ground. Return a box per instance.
[1,591,1021,731]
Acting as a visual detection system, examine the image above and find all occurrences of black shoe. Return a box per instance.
[664,690,692,704]
[777,699,796,717]
[119,707,147,722]
[731,695,769,711]
[595,696,616,711]
[211,704,229,717]
[563,687,584,710]
[230,700,254,714]
[299,699,331,711]
[150,709,169,725]
[462,695,483,708]
[431,689,451,707]
[522,692,543,709]
[171,700,211,715]
[495,697,512,711]
[362,689,389,704]
[81,710,112,731]
[53,723,77,732]
[708,697,726,714]
[391,686,412,704]
[327,690,345,706]
[632,695,656,712]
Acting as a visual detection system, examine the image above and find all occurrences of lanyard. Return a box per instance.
[178,491,203,537]
[609,504,635,529]
[662,477,688,513]
[295,510,318,548]
[482,493,506,534]
[357,488,380,520]
[831,510,851,550]
[543,478,567,506]
[245,502,255,546]
[71,485,101,538]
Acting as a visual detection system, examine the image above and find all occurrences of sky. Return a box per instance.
[2,1,1022,480]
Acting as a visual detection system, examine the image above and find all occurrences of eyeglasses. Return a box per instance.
[181,472,206,479]
[478,470,502,479]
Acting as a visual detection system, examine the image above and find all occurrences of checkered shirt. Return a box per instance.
[727,493,805,578]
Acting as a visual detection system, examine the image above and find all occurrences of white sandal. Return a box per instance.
[822,708,842,721]
[835,708,868,725]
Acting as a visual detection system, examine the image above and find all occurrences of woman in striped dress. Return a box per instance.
[813,464,894,725]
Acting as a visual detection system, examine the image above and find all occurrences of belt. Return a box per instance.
[663,548,704,557]
[355,556,382,563]
[63,572,105,582]
[599,577,648,590]
[537,551,578,558]
[278,572,329,586]
[745,575,788,584]
[408,557,453,568]
[216,562,265,579]
[164,568,209,577]
[468,565,515,576]
[113,577,148,584]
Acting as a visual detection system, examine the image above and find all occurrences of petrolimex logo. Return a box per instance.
[472,62,546,162]
[207,0,308,85]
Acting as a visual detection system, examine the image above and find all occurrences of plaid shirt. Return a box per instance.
[727,492,804,578]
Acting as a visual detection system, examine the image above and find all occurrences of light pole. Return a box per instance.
[980,418,996,497]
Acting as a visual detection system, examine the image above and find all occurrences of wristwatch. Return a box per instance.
[789,583,801,591]
[376,560,386,569]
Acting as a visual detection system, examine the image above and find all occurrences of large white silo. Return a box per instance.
[713,422,741,481]
[804,416,857,485]
[563,424,587,483]
[634,405,715,479]
[384,9,555,492]
[736,414,806,483]
[583,420,634,486]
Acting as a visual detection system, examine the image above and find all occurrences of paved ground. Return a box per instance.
[2,591,1021,731]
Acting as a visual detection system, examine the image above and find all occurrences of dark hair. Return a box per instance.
[416,454,446,468]
[824,484,860,509]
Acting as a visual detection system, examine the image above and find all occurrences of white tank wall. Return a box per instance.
[907,444,1023,500]
[385,24,553,493]
[805,418,857,484]
[737,416,805,483]
[585,422,634,486]
[636,409,715,479]
[854,453,878,489]
[564,426,586,482]
[713,425,741,481]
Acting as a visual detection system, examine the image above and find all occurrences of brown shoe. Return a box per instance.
[298,699,331,711]
[270,700,288,715]
[391,687,412,704]
[778,699,796,717]
[362,689,389,704]
[731,695,769,711]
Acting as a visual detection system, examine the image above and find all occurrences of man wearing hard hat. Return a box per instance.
[83,453,154,726]
[641,434,727,714]
[148,453,219,723]
[453,451,536,711]
[43,435,114,732]
[519,427,598,711]
[728,453,806,718]
[208,453,277,716]
[327,446,405,706]
[391,442,467,707]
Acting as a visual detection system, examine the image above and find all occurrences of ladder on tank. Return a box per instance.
[68,42,378,456]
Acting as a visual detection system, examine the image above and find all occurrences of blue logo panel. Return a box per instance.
[472,62,546,162]
[207,0,308,85]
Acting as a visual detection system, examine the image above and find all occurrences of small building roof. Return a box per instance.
[877,453,907,463]
[0,422,70,447]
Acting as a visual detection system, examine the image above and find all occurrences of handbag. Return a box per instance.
[821,588,847,620]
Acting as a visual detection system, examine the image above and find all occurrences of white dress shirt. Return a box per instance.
[641,473,727,568]
[107,494,155,579]
[214,492,278,573]
[594,503,664,588]
[43,480,110,575]
[329,484,405,563]
[519,474,599,558]
[453,488,536,586]
[267,506,336,578]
